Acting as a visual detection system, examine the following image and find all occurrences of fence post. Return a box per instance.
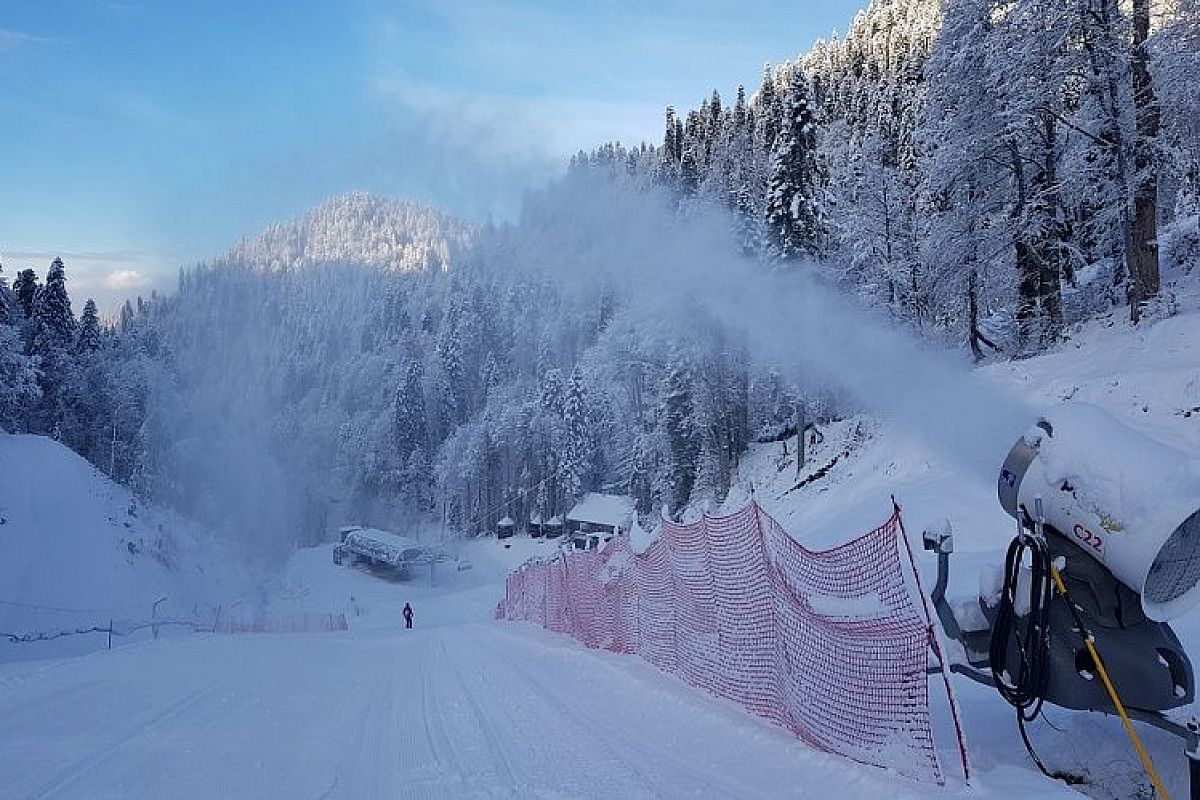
[892,496,971,784]
[107,618,113,651]
[153,596,167,640]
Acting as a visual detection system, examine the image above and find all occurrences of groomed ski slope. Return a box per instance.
[0,539,1072,799]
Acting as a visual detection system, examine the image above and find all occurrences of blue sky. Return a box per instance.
[1,1,861,311]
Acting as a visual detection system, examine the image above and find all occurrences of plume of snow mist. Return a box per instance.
[512,175,1034,480]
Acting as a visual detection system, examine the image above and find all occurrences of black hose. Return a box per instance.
[990,532,1055,721]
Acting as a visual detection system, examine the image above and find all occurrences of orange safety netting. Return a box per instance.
[496,500,964,785]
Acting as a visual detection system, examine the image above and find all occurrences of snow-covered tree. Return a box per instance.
[765,69,822,262]
[32,258,76,351]
[662,358,697,513]
[13,268,38,320]
[76,299,102,353]
[0,317,39,432]
[560,366,592,500]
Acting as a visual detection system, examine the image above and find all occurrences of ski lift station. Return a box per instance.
[333,526,446,579]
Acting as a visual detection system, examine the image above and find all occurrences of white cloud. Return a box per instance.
[0,28,49,52]
[373,76,660,162]
[103,269,152,290]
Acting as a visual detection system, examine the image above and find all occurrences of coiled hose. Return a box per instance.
[989,531,1056,773]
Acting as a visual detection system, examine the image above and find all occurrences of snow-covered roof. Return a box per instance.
[343,527,430,565]
[567,493,635,528]
[498,516,515,527]
[347,527,421,551]
[545,515,564,526]
[529,513,542,525]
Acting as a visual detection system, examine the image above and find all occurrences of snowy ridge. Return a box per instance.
[212,192,475,273]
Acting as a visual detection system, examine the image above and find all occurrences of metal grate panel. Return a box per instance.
[1146,510,1200,605]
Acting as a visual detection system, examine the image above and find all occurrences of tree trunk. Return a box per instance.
[1010,140,1038,351]
[1128,0,1162,321]
[968,270,1000,361]
[1080,0,1133,299]
[1038,112,1065,344]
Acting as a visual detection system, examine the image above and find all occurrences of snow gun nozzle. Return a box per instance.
[998,403,1200,622]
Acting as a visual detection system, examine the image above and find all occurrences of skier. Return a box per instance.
[402,602,414,629]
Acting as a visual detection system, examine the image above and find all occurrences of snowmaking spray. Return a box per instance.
[927,403,1200,796]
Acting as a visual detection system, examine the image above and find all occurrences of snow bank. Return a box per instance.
[0,434,255,660]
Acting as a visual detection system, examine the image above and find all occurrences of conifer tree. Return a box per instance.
[0,264,18,326]
[539,368,564,416]
[662,359,697,512]
[482,351,502,401]
[765,69,822,261]
[659,106,681,186]
[27,258,77,437]
[0,324,39,433]
[76,298,102,353]
[119,299,135,334]
[13,268,38,320]
[561,366,591,499]
[32,258,77,351]
[437,325,465,431]
[393,362,427,464]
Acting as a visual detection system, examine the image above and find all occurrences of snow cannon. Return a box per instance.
[923,403,1200,794]
[998,404,1200,622]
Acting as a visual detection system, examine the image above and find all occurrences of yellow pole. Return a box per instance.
[1049,564,1170,799]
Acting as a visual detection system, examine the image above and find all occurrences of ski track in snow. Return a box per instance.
[0,540,1082,799]
[30,684,220,800]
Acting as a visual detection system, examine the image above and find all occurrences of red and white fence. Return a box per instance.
[496,500,967,785]
[210,612,349,634]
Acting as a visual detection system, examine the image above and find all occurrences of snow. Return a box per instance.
[1027,403,1200,544]
[805,589,889,619]
[0,434,255,662]
[628,518,657,555]
[566,492,634,528]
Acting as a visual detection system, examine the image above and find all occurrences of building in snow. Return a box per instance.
[528,513,543,538]
[497,516,516,540]
[543,515,564,539]
[566,493,635,550]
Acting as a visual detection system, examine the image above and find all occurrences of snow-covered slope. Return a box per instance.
[0,434,256,659]
[0,528,1073,799]
[213,192,475,273]
[727,305,1200,799]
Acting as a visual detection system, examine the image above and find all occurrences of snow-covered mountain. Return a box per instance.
[213,192,475,273]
